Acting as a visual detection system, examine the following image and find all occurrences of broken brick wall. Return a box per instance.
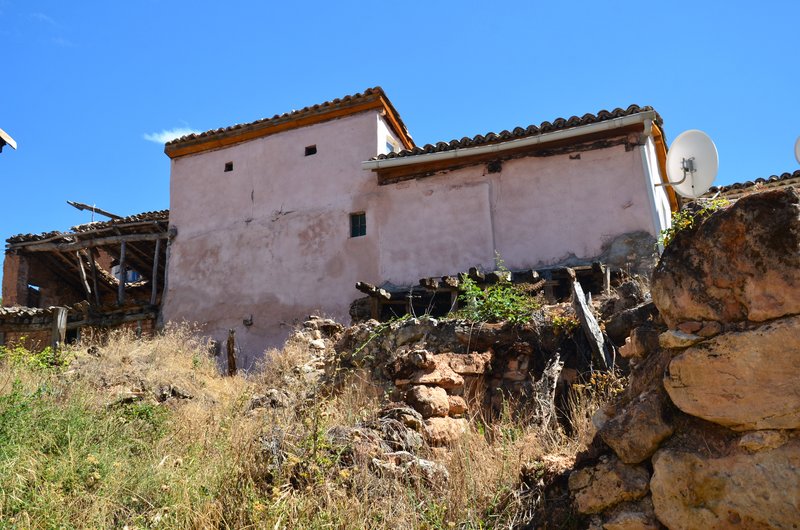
[2,252,30,306]
[26,255,86,308]
[1,330,52,350]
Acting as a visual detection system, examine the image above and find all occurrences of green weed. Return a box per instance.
[658,197,730,248]
[457,257,540,324]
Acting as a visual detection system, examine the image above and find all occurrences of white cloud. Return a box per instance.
[143,128,201,144]
[31,12,58,26]
[51,36,75,47]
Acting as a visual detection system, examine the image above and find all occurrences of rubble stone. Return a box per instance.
[675,320,702,334]
[379,404,424,432]
[605,302,659,345]
[423,417,468,447]
[447,395,468,416]
[738,430,789,453]
[602,497,660,530]
[618,327,659,359]
[407,362,464,390]
[664,315,800,430]
[308,338,327,350]
[657,329,703,349]
[405,385,449,418]
[651,441,800,529]
[443,351,492,375]
[568,456,650,515]
[599,390,674,464]
[696,320,722,338]
[371,450,449,485]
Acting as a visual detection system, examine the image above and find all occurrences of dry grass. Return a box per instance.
[0,327,616,529]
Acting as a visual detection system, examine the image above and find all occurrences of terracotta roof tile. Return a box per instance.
[705,170,800,197]
[6,210,169,245]
[372,104,660,161]
[165,87,412,152]
[70,209,169,233]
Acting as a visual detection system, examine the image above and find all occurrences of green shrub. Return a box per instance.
[551,314,580,336]
[457,260,540,324]
[0,340,70,369]
[658,198,729,248]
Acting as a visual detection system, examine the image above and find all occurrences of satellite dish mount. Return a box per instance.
[658,129,719,199]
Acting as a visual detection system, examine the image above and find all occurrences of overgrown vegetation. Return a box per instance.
[457,258,541,324]
[0,328,619,528]
[549,307,580,337]
[658,197,730,248]
[0,339,70,369]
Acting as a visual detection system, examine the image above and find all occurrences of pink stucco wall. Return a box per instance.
[164,110,663,367]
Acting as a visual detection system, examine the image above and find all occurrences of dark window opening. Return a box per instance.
[305,145,317,156]
[65,328,79,344]
[224,161,234,172]
[27,284,41,308]
[350,212,366,238]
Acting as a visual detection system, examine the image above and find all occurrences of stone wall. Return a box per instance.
[567,188,800,528]
[330,301,620,447]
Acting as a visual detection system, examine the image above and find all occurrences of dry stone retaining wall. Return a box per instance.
[568,188,800,529]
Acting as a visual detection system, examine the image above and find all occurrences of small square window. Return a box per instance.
[224,161,233,172]
[350,212,366,238]
[305,145,317,156]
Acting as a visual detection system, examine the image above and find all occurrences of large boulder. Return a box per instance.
[664,315,800,431]
[650,438,800,529]
[652,188,800,328]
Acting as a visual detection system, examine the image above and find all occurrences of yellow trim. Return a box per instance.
[378,96,414,150]
[651,123,679,212]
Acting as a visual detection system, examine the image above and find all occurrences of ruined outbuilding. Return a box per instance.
[1,210,169,348]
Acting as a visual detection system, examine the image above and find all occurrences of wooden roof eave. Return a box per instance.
[371,122,646,184]
[8,230,169,253]
[165,96,414,159]
[7,219,168,252]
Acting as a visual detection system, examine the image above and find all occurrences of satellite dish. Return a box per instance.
[665,129,719,198]
[0,127,17,152]
[795,136,800,165]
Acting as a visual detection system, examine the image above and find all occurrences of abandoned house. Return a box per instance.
[158,87,678,367]
[3,87,686,366]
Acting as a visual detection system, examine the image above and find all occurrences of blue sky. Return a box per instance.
[1,0,798,254]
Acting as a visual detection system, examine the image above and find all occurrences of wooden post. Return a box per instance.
[150,238,161,306]
[75,251,92,301]
[51,307,68,351]
[369,297,379,320]
[117,241,126,306]
[162,240,171,302]
[449,289,459,312]
[88,248,100,306]
[571,280,612,371]
[226,329,237,376]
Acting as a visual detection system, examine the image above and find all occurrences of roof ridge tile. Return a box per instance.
[371,103,660,161]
